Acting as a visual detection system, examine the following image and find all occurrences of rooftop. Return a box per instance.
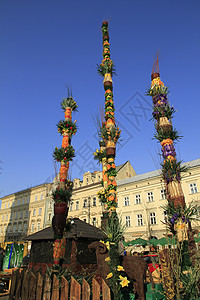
[117,158,200,186]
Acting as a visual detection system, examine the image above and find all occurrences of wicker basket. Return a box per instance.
[151,73,160,81]
[174,218,188,242]
[158,117,172,132]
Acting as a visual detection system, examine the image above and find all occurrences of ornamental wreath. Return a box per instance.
[57,120,77,136]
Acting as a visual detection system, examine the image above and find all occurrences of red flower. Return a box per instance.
[70,127,73,130]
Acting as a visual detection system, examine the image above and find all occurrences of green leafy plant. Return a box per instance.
[52,185,73,203]
[97,60,116,77]
[93,148,107,164]
[61,97,78,112]
[154,127,182,142]
[53,145,75,162]
[146,84,169,97]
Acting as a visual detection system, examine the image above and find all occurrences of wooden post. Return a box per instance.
[43,274,51,300]
[70,276,81,300]
[28,272,37,300]
[51,275,60,300]
[60,276,69,300]
[36,272,43,300]
[92,278,100,300]
[102,279,111,300]
[82,278,90,300]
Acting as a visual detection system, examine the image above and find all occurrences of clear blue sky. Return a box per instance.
[1,0,200,198]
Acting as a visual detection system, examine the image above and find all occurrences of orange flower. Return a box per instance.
[161,138,173,146]
[108,195,114,201]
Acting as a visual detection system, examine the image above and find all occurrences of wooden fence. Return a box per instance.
[9,269,111,300]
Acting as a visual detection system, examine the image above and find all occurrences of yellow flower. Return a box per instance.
[106,241,110,250]
[106,272,113,279]
[117,265,125,272]
[105,257,111,262]
[119,276,130,288]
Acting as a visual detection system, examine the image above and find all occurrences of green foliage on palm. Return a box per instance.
[53,145,75,162]
[100,124,121,143]
[52,185,73,203]
[161,160,187,182]
[154,127,182,142]
[97,60,116,77]
[93,148,107,164]
[61,97,78,112]
[146,84,169,97]
[57,120,77,135]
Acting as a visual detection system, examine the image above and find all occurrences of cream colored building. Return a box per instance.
[0,183,52,244]
[0,159,200,244]
[68,159,200,241]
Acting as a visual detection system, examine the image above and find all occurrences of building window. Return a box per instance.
[161,189,167,200]
[15,212,18,220]
[83,218,87,222]
[23,223,27,234]
[38,208,42,215]
[22,198,25,204]
[18,223,22,232]
[124,197,130,206]
[135,195,141,204]
[48,213,51,221]
[37,222,41,231]
[33,209,36,216]
[147,192,154,202]
[163,211,168,223]
[86,178,89,185]
[25,211,28,218]
[4,204,6,209]
[8,225,11,233]
[92,217,97,226]
[35,196,37,202]
[76,201,79,210]
[70,202,74,211]
[125,216,131,227]
[40,194,43,200]
[8,203,10,208]
[5,215,8,221]
[17,200,20,206]
[20,211,23,219]
[190,183,198,194]
[150,212,156,225]
[137,214,143,226]
[10,213,13,220]
[83,199,87,208]
[27,197,30,203]
[93,197,97,207]
[13,224,17,233]
[31,223,35,233]
[2,215,4,221]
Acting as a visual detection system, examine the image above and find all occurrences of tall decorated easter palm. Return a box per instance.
[96,21,120,214]
[147,58,189,243]
[94,22,131,300]
[52,90,78,265]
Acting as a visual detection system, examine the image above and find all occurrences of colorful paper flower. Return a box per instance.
[119,276,130,288]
